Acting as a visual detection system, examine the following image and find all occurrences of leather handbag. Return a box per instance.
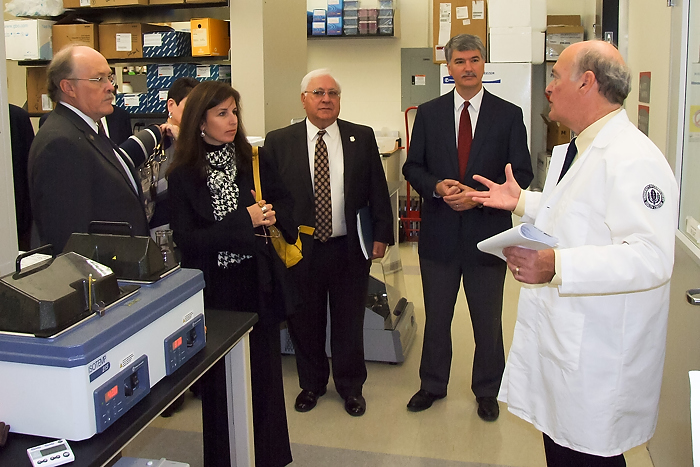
[252,147,314,268]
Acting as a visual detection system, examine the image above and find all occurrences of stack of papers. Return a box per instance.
[477,223,558,261]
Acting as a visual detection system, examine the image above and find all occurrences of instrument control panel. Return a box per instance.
[93,355,150,433]
[164,314,206,376]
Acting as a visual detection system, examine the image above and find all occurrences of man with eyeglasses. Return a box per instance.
[264,68,393,417]
[29,45,161,253]
[402,34,533,421]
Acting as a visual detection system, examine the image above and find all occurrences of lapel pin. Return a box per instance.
[350,136,356,142]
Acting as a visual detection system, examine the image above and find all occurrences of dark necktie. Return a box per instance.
[458,102,472,180]
[313,130,332,242]
[557,137,578,184]
[96,119,107,137]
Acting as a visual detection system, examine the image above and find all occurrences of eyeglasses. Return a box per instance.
[67,74,116,87]
[304,89,341,99]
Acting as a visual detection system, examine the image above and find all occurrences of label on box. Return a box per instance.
[192,29,208,47]
[124,94,140,106]
[41,94,52,111]
[196,65,212,78]
[116,33,132,52]
[80,0,91,4]
[143,33,163,47]
[159,90,168,101]
[158,65,175,77]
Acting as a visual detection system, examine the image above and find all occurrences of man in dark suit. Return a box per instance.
[9,104,35,251]
[29,45,160,253]
[264,69,393,417]
[402,34,533,421]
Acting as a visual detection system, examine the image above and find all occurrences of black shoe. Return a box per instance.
[294,388,327,412]
[161,394,185,418]
[344,395,366,417]
[407,389,446,412]
[476,397,499,421]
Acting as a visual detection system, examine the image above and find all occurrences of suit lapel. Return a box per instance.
[467,89,496,176]
[294,121,315,204]
[337,119,355,197]
[438,91,460,178]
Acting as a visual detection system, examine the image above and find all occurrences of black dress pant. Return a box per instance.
[286,236,371,398]
[543,434,626,467]
[418,254,506,397]
[201,260,292,467]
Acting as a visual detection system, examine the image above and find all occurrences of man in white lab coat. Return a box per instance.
[465,40,678,466]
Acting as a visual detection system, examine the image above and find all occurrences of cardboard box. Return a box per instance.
[99,23,170,59]
[542,114,572,151]
[488,0,546,31]
[149,0,184,4]
[146,63,197,89]
[190,18,229,57]
[312,21,326,36]
[52,23,98,54]
[143,31,191,58]
[327,0,343,17]
[196,64,231,82]
[5,19,54,61]
[94,0,147,6]
[186,0,226,3]
[26,66,53,114]
[63,0,95,7]
[432,0,487,63]
[546,15,584,61]
[313,9,327,22]
[489,27,544,64]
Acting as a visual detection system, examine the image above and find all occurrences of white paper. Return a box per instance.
[463,19,471,25]
[143,33,163,47]
[158,65,174,77]
[192,29,208,47]
[197,65,212,78]
[80,0,90,5]
[477,223,558,261]
[456,6,469,19]
[472,0,485,20]
[413,75,426,85]
[41,94,52,111]
[438,3,452,45]
[115,33,132,52]
[123,94,141,107]
[435,46,446,62]
[158,90,168,101]
[691,371,700,466]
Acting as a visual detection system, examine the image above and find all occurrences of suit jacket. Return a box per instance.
[39,104,133,145]
[9,104,35,238]
[264,119,394,285]
[28,103,149,253]
[403,89,533,264]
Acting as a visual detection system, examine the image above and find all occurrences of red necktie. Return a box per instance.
[458,102,472,180]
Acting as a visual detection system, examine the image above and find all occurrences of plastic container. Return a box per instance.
[379,0,393,8]
[343,25,359,35]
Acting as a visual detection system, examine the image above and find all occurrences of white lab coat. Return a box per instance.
[499,110,678,456]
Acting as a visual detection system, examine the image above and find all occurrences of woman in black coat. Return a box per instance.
[167,81,295,467]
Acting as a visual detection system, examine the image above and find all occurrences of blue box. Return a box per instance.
[148,89,169,114]
[196,64,231,82]
[115,93,150,114]
[312,21,326,36]
[313,9,326,22]
[146,63,197,89]
[326,16,343,35]
[143,31,191,58]
[327,0,343,17]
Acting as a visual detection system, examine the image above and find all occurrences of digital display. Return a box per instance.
[40,444,65,456]
[105,385,118,402]
[173,336,182,350]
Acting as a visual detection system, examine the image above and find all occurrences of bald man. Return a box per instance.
[29,45,160,252]
[466,40,678,466]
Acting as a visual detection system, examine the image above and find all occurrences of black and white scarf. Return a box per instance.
[205,143,252,268]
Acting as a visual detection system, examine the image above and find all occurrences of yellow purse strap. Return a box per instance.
[252,146,263,203]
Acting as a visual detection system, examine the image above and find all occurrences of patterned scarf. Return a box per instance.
[205,143,252,268]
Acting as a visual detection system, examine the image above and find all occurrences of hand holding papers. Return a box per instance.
[477,223,558,261]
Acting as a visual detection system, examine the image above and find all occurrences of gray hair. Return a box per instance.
[444,34,486,64]
[47,45,77,103]
[573,45,631,105]
[300,68,342,93]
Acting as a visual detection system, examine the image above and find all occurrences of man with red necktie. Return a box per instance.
[402,34,533,421]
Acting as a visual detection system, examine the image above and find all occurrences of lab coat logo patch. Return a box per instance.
[643,184,664,209]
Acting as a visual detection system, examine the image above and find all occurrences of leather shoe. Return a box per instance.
[476,397,499,421]
[294,388,326,412]
[344,395,366,416]
[407,389,446,412]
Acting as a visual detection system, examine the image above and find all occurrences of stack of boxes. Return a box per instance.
[308,0,394,37]
[487,0,546,64]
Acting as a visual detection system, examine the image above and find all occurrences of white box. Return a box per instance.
[4,19,54,60]
[488,0,546,31]
[489,27,544,64]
